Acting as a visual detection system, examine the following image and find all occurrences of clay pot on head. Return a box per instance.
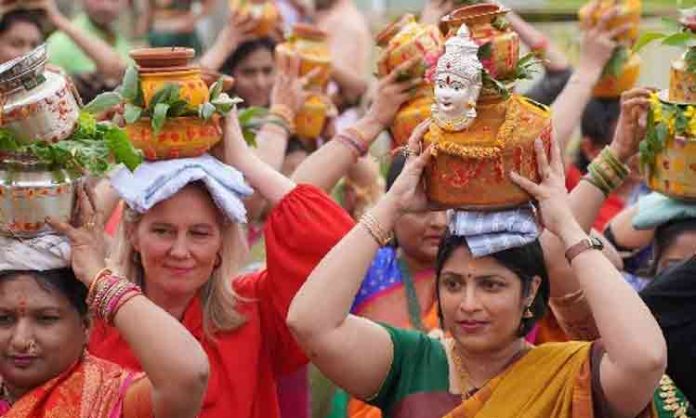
[376,14,444,80]
[229,0,280,37]
[295,93,330,142]
[125,116,223,160]
[130,47,210,108]
[592,51,641,98]
[424,95,552,209]
[276,24,332,90]
[669,49,696,104]
[578,0,642,44]
[440,3,520,81]
[392,86,433,148]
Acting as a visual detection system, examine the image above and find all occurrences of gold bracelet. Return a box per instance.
[360,212,393,246]
[270,104,295,126]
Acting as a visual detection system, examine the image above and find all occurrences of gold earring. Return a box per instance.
[523,305,534,319]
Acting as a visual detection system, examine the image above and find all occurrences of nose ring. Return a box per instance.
[24,340,37,352]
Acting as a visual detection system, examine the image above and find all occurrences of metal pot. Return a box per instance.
[0,157,82,237]
[0,44,80,143]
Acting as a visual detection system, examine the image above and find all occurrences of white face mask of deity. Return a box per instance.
[434,73,480,122]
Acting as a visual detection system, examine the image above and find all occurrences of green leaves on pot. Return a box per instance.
[124,103,143,124]
[104,126,141,171]
[209,77,224,101]
[152,102,171,135]
[199,102,216,121]
[237,106,270,147]
[481,69,510,100]
[603,46,630,78]
[83,91,122,115]
[514,52,540,81]
[120,66,143,106]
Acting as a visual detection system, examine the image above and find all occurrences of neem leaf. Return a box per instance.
[149,84,180,112]
[209,77,224,101]
[238,106,268,126]
[152,103,170,135]
[121,66,140,103]
[124,103,143,124]
[199,102,216,121]
[603,47,629,78]
[662,32,696,47]
[477,42,493,60]
[0,128,19,151]
[211,93,243,115]
[104,126,142,171]
[633,32,666,53]
[83,92,123,115]
[169,100,191,117]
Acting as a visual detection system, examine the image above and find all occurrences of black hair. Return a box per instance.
[576,98,621,171]
[221,37,276,75]
[650,219,696,276]
[286,136,311,156]
[0,9,46,37]
[386,152,407,192]
[0,269,88,317]
[434,234,550,336]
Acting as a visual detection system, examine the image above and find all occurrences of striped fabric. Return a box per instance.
[448,206,539,257]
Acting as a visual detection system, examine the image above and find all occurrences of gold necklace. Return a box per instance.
[449,340,529,400]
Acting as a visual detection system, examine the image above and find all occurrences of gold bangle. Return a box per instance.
[87,268,111,304]
[360,212,392,246]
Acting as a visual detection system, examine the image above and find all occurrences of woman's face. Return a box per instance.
[0,21,43,64]
[0,275,87,397]
[232,48,275,108]
[130,185,223,301]
[438,246,540,354]
[394,211,448,266]
[657,230,696,275]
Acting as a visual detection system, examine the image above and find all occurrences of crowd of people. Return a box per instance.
[0,0,695,417]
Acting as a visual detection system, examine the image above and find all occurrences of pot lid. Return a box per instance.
[130,47,195,69]
[0,43,47,85]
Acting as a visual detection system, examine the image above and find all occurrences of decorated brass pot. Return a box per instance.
[440,4,519,81]
[424,95,552,209]
[376,14,444,80]
[0,44,80,143]
[0,157,81,237]
[125,116,223,160]
[228,0,279,37]
[276,24,331,90]
[131,48,209,108]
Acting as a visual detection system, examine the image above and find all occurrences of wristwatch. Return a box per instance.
[565,236,604,263]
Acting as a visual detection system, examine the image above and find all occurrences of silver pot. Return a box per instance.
[0,157,82,238]
[0,44,81,143]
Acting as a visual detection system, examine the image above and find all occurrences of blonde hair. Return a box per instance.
[109,195,249,337]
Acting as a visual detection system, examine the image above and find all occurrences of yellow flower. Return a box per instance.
[650,93,664,124]
[685,106,696,138]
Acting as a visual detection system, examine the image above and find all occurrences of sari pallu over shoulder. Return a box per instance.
[1,353,145,418]
[444,342,657,418]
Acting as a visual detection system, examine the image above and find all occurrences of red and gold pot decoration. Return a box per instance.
[375,14,444,147]
[641,9,696,200]
[424,8,552,210]
[276,24,332,141]
[578,0,642,98]
[228,0,280,38]
[119,47,241,160]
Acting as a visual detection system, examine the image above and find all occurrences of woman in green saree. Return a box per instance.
[287,115,667,417]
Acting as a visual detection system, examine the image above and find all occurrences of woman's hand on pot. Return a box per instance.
[609,87,652,163]
[578,3,629,76]
[510,136,577,239]
[367,57,424,129]
[46,183,108,287]
[271,51,318,115]
[384,120,432,215]
[216,108,254,169]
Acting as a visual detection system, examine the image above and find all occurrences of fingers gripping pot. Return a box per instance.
[375,14,444,147]
[424,19,552,210]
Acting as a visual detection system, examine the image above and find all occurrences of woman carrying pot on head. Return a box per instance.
[89,110,354,418]
[287,121,666,416]
[0,185,209,417]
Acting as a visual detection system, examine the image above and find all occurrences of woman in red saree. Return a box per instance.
[0,186,209,418]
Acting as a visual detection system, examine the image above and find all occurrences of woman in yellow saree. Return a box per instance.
[288,114,666,417]
[0,185,209,417]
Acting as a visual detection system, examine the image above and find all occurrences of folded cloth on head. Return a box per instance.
[449,206,540,257]
[110,154,254,224]
[0,235,71,271]
[633,192,696,230]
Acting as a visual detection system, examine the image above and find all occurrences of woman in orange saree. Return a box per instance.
[0,185,209,418]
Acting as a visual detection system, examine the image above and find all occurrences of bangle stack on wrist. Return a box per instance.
[267,104,296,135]
[335,127,370,158]
[87,270,143,325]
[359,212,393,247]
[582,146,630,196]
